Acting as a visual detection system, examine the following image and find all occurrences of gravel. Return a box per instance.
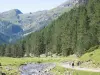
[19,63,56,75]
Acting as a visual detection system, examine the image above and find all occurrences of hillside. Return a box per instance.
[0,20,23,43]
[0,33,10,44]
[80,48,100,63]
[0,0,86,44]
[0,0,100,57]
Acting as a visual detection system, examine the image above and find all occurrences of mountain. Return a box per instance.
[0,0,99,57]
[0,33,10,44]
[0,20,23,43]
[0,0,87,44]
[0,9,22,24]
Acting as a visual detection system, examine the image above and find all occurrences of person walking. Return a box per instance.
[72,61,74,68]
[77,61,80,66]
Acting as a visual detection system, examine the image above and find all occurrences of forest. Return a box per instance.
[0,0,100,57]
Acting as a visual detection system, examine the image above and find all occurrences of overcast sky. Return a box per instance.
[0,0,67,13]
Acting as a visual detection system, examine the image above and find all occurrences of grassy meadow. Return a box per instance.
[0,49,100,75]
[51,66,100,75]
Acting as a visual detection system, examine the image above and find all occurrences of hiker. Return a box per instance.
[2,73,6,75]
[0,63,1,66]
[72,62,74,68]
[77,61,80,66]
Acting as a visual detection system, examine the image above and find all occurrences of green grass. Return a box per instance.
[51,66,67,75]
[80,49,100,63]
[0,52,100,75]
[0,57,71,75]
[0,56,77,75]
[0,56,78,66]
[51,66,100,75]
[73,70,100,75]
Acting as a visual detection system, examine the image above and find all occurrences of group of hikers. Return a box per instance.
[67,61,81,68]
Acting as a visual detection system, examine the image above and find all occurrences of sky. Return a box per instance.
[0,0,67,13]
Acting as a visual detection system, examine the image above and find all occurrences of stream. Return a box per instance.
[19,63,56,75]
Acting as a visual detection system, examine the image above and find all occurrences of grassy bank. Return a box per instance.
[80,49,100,68]
[51,66,100,75]
[0,57,70,75]
[80,49,100,63]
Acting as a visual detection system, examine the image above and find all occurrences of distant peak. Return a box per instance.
[58,0,88,8]
[12,9,23,14]
[1,9,23,15]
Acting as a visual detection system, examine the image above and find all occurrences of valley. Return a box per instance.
[0,0,100,75]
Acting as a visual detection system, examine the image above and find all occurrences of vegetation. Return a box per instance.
[0,0,100,75]
[73,70,100,75]
[0,57,73,75]
[0,1,74,44]
[0,0,99,57]
[0,57,100,75]
[51,65,100,75]
[51,66,67,75]
[80,49,100,63]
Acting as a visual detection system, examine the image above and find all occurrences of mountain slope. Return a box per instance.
[0,0,87,43]
[0,0,99,57]
[0,33,10,44]
[0,9,22,24]
[0,20,23,43]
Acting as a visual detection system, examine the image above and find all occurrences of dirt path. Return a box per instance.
[61,63,100,72]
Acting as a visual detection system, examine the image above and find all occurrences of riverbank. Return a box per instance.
[0,57,70,75]
[20,63,56,75]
